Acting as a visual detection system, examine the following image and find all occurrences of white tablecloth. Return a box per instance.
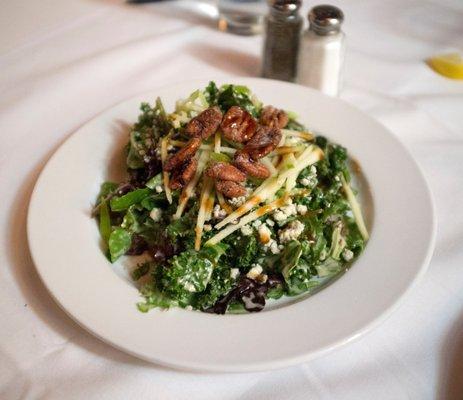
[1,1,462,399]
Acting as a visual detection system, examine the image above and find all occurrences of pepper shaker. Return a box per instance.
[297,5,346,96]
[262,0,303,82]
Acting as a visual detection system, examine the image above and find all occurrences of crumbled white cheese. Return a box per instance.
[268,240,281,254]
[213,205,227,220]
[228,196,247,207]
[266,219,275,227]
[203,224,212,232]
[283,203,297,216]
[149,208,162,222]
[273,210,287,222]
[296,204,308,215]
[185,305,193,311]
[155,185,163,193]
[247,264,263,279]
[230,268,240,279]
[184,282,196,292]
[279,220,305,243]
[252,220,262,228]
[240,224,253,236]
[299,166,318,187]
[273,203,298,222]
[258,224,272,244]
[342,249,354,262]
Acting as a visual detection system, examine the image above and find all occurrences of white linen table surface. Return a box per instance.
[1,0,462,399]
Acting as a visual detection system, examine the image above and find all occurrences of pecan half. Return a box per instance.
[244,125,282,159]
[234,150,270,179]
[164,137,201,172]
[215,180,247,198]
[220,106,257,143]
[169,157,198,190]
[205,162,246,182]
[260,105,289,129]
[185,106,223,139]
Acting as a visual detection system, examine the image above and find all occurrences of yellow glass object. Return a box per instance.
[427,53,463,80]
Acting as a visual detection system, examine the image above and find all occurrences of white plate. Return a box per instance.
[27,78,435,372]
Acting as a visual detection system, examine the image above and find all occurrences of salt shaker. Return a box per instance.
[297,5,345,96]
[262,0,303,82]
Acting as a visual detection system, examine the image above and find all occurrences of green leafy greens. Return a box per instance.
[93,82,368,314]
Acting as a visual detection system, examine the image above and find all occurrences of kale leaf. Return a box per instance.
[315,138,348,180]
[285,259,320,296]
[160,244,228,305]
[127,98,170,169]
[204,81,219,106]
[345,221,365,256]
[137,281,178,312]
[229,235,259,269]
[194,264,235,310]
[165,206,197,247]
[217,84,260,117]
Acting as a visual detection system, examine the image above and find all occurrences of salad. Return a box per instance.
[94,82,369,314]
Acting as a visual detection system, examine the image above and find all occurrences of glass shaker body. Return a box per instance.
[298,30,345,96]
[297,5,346,96]
[262,7,303,82]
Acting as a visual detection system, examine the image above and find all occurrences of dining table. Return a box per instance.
[1,0,462,399]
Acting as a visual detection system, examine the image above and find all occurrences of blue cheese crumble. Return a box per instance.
[279,220,305,243]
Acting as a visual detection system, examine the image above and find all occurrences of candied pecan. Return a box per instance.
[164,138,201,172]
[205,162,246,182]
[169,158,198,190]
[220,106,257,143]
[185,106,223,139]
[234,150,270,179]
[215,180,247,198]
[260,105,289,129]
[244,126,282,159]
[169,173,183,190]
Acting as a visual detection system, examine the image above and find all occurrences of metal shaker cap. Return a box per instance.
[308,5,344,35]
[268,0,302,13]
